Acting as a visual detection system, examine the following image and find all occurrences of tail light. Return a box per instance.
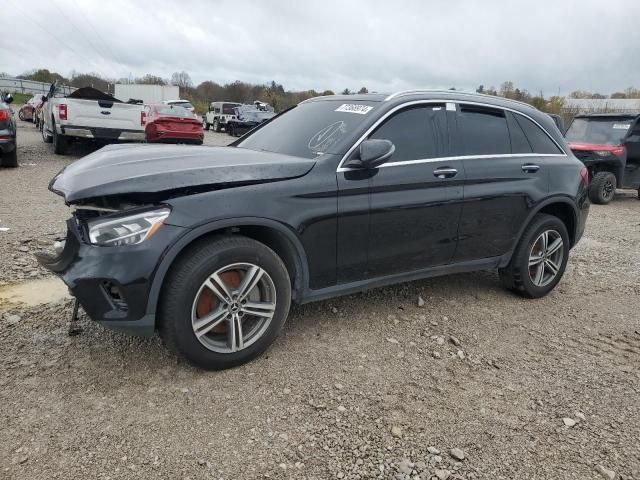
[580,167,589,187]
[58,104,67,121]
[0,110,8,122]
[141,111,147,126]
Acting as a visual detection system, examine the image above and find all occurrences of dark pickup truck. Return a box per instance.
[566,113,640,203]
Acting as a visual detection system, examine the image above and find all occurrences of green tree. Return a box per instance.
[341,88,351,95]
[357,87,368,94]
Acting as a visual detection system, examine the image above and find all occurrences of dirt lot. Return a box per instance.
[1,117,639,480]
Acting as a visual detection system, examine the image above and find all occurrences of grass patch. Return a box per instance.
[9,93,31,105]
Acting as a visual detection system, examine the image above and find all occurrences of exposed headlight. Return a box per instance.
[87,208,170,246]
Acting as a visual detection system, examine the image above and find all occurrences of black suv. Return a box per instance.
[38,91,590,370]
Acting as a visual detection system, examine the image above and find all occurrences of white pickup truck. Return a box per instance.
[42,84,145,155]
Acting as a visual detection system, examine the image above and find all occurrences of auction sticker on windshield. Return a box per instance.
[612,123,631,129]
[335,104,373,115]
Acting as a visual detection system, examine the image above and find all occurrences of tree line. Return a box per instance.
[5,69,640,115]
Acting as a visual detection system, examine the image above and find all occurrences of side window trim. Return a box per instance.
[337,100,567,172]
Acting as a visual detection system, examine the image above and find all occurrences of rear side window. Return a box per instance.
[369,104,448,162]
[457,105,510,155]
[514,114,562,154]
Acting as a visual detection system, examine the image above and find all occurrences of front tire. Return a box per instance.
[41,124,53,143]
[18,110,24,121]
[203,120,210,131]
[588,171,616,205]
[499,214,569,298]
[213,118,220,132]
[159,236,291,370]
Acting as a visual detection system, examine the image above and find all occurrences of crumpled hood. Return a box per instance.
[49,143,316,203]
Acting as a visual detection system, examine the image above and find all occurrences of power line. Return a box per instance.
[49,0,119,79]
[70,0,122,67]
[7,0,92,68]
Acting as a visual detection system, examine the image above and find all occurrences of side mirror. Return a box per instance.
[4,94,13,104]
[344,139,395,169]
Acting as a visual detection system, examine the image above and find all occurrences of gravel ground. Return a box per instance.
[1,116,639,480]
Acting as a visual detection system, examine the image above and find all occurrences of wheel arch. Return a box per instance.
[499,196,579,267]
[146,217,309,322]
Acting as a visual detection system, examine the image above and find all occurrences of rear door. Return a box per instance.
[453,104,563,262]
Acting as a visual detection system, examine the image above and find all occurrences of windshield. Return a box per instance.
[155,105,193,118]
[237,100,378,158]
[565,117,633,145]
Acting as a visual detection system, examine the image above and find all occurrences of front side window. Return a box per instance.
[458,105,510,156]
[369,104,448,162]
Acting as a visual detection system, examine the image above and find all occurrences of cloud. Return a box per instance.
[3,0,640,95]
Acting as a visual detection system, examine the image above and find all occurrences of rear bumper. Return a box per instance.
[0,135,16,153]
[60,124,145,142]
[148,130,203,143]
[36,218,187,336]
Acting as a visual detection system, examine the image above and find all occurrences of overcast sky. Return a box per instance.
[2,0,640,95]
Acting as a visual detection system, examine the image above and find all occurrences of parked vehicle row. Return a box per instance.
[38,90,589,370]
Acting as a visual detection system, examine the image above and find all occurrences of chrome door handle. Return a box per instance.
[522,164,540,173]
[433,167,458,179]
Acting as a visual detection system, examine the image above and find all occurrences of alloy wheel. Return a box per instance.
[602,180,615,201]
[191,263,277,353]
[528,230,564,287]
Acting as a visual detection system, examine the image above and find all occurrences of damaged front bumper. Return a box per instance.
[36,217,186,336]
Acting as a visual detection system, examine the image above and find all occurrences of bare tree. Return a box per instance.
[171,71,193,89]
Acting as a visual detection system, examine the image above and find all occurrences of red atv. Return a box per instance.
[566,113,640,204]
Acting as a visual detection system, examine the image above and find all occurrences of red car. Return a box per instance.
[18,94,45,122]
[142,103,203,144]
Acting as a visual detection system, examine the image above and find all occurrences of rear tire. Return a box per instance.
[499,214,569,298]
[0,147,18,168]
[159,235,291,370]
[53,126,68,155]
[18,110,24,121]
[588,171,616,205]
[42,122,53,143]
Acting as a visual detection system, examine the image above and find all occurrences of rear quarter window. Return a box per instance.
[514,114,562,154]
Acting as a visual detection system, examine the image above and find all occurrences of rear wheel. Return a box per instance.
[0,146,18,168]
[159,236,291,370]
[41,123,52,143]
[18,110,24,121]
[499,214,569,298]
[588,171,616,205]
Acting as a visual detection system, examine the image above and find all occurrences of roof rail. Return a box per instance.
[384,89,533,108]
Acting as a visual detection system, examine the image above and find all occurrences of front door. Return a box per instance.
[365,103,463,277]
